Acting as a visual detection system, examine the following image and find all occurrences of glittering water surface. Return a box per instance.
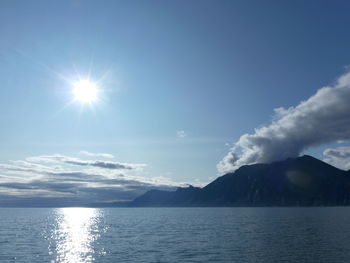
[50,208,104,263]
[1,207,350,262]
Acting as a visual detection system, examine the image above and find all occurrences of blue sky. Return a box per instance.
[1,0,350,205]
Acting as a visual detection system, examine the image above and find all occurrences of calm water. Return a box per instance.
[1,207,350,262]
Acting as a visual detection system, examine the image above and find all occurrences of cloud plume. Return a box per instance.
[218,71,350,174]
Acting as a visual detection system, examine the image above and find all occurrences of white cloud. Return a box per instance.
[218,71,350,174]
[323,146,350,170]
[176,130,187,138]
[0,153,190,206]
[79,151,114,159]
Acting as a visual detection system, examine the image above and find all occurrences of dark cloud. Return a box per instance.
[0,181,80,194]
[218,72,350,174]
[0,178,176,206]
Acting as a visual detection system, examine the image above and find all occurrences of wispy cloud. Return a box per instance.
[79,151,114,159]
[176,130,187,138]
[26,154,145,170]
[0,153,183,206]
[218,71,350,174]
[323,146,350,170]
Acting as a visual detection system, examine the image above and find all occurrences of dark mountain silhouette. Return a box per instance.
[130,155,350,206]
[131,185,201,207]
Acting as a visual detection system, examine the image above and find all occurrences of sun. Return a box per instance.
[72,80,98,103]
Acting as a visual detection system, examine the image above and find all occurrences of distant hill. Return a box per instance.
[130,155,350,206]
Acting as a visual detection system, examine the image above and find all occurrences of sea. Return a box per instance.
[0,207,350,263]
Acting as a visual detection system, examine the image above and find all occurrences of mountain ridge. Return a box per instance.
[130,155,350,207]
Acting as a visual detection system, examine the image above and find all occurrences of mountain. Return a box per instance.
[130,155,350,206]
[131,185,201,207]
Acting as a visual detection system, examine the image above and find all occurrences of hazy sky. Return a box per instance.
[1,0,350,205]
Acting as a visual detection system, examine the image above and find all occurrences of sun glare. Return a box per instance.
[72,80,98,103]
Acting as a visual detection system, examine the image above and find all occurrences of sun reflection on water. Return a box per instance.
[50,208,102,263]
